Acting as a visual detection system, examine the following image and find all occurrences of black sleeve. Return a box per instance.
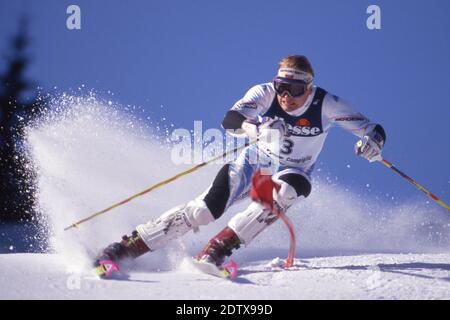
[221,110,247,130]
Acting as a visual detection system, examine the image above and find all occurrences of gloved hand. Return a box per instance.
[259,117,288,138]
[355,130,385,162]
[241,117,288,142]
[241,119,259,141]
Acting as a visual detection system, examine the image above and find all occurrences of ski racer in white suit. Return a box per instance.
[95,55,386,271]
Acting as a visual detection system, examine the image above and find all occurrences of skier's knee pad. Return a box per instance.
[276,173,311,198]
[272,178,303,211]
[227,175,309,246]
[273,173,311,210]
[185,198,216,227]
[136,198,214,250]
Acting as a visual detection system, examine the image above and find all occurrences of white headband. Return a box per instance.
[277,67,313,83]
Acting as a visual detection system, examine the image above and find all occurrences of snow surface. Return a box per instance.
[1,95,448,299]
[1,253,449,299]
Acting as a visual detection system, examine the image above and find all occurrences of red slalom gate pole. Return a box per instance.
[250,171,297,268]
[271,205,297,268]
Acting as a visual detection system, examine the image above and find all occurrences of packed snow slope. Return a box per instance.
[1,253,450,299]
[1,94,449,299]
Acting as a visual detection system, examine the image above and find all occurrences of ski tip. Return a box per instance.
[222,259,238,279]
[94,259,121,279]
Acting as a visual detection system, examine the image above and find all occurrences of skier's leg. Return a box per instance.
[135,197,215,251]
[96,145,258,270]
[135,146,259,249]
[196,169,312,265]
[94,196,216,270]
[202,155,256,219]
[230,170,311,245]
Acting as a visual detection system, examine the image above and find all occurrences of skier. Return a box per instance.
[94,55,386,278]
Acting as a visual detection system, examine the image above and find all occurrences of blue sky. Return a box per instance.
[1,0,449,208]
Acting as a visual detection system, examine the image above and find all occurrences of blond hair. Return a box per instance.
[278,55,314,77]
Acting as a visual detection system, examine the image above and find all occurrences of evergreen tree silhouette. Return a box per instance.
[0,17,44,222]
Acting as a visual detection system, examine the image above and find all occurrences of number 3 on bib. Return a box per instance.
[280,138,294,155]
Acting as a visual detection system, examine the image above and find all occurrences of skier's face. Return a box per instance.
[277,86,312,112]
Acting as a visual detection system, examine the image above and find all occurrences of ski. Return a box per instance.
[94,259,121,279]
[192,258,238,280]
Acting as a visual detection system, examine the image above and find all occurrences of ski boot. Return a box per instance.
[193,226,241,279]
[94,230,150,278]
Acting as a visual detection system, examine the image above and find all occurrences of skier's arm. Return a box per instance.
[222,110,247,130]
[222,84,274,138]
[323,93,386,162]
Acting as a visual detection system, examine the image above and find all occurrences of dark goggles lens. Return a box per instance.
[273,79,307,97]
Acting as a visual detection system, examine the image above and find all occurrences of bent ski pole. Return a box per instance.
[379,158,450,211]
[64,139,257,231]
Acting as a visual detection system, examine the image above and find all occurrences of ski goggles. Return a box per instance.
[273,77,309,97]
[273,67,313,97]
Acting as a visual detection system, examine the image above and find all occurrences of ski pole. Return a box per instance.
[379,158,450,211]
[64,139,257,231]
